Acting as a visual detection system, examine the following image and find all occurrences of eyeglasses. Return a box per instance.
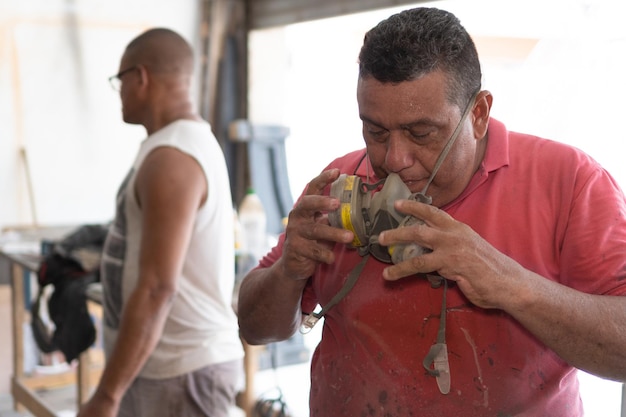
[108,66,138,91]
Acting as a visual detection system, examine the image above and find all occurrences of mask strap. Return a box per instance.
[300,254,370,333]
[422,276,451,394]
[418,90,480,199]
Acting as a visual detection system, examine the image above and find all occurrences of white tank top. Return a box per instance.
[101,119,243,379]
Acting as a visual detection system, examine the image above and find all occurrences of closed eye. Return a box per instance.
[405,126,437,143]
[368,128,387,137]
[363,121,389,142]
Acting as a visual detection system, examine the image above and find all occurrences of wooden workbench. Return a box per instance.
[0,227,102,416]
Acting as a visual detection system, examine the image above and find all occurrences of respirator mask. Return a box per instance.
[328,172,431,264]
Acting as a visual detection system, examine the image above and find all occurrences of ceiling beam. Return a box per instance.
[247,0,434,30]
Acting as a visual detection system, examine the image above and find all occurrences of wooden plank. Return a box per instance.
[20,366,102,391]
[11,378,57,417]
[236,341,263,417]
[77,351,91,407]
[10,262,25,412]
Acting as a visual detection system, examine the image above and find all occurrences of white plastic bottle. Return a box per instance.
[233,206,244,263]
[238,188,267,262]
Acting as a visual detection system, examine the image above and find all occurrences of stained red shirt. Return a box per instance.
[259,118,626,416]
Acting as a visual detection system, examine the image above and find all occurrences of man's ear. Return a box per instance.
[472,90,493,139]
[135,64,150,88]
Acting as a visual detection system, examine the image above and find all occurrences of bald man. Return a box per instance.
[78,28,243,417]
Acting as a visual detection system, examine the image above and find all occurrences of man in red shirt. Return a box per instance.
[238,7,626,416]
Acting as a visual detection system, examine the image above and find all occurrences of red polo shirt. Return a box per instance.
[259,118,626,416]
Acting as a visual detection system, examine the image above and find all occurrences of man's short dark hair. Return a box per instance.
[358,7,482,107]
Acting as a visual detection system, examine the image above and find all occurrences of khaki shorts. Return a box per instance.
[118,360,242,417]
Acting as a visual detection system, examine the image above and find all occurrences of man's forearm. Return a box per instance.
[505,273,626,381]
[96,286,173,402]
[238,263,308,345]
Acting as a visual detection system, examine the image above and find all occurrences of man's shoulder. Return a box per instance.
[152,119,212,138]
[145,119,217,154]
[490,118,597,169]
[508,129,598,169]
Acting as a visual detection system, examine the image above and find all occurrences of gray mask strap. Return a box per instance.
[419,90,480,199]
[422,276,451,394]
[359,177,385,193]
[300,254,370,333]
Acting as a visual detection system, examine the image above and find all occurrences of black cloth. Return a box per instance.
[32,224,108,362]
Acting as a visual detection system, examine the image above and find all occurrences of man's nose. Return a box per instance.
[384,132,413,172]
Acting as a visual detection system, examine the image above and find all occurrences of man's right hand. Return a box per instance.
[278,168,354,281]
